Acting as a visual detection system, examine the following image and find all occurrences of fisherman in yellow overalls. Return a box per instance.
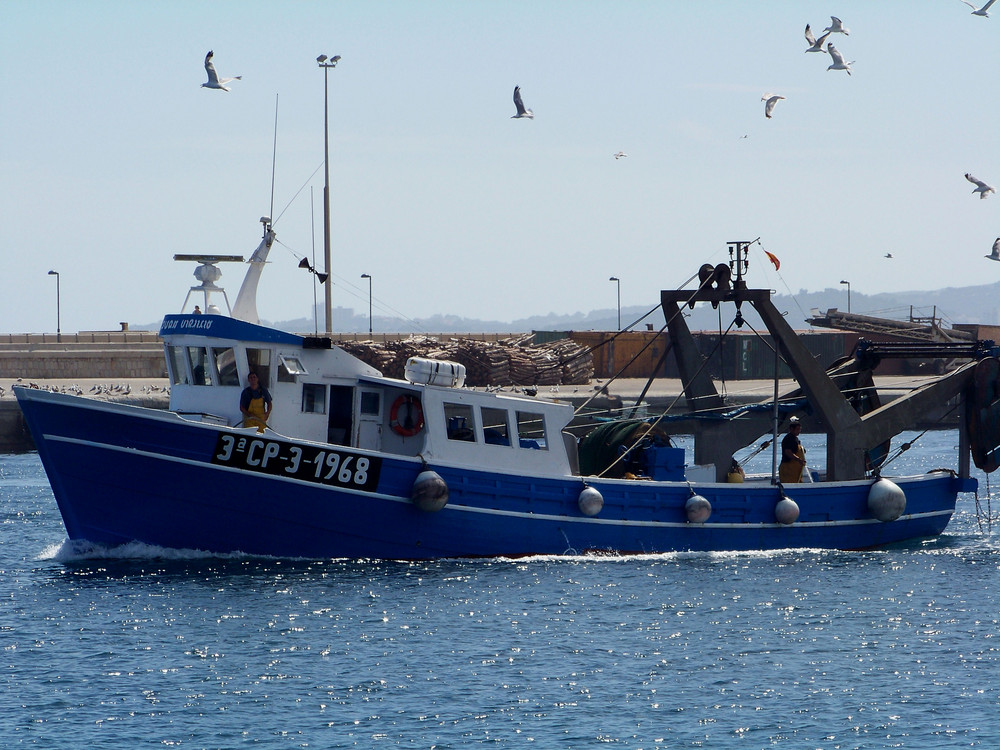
[779,416,807,483]
[240,371,273,432]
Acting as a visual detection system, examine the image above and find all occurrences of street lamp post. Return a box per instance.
[839,279,851,313]
[47,270,61,343]
[609,276,621,330]
[360,273,372,336]
[317,53,341,336]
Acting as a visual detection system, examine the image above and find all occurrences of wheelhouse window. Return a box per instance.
[516,411,547,450]
[247,348,272,387]
[302,383,326,414]
[444,402,476,442]
[213,347,240,386]
[278,354,307,383]
[188,346,211,386]
[166,345,189,385]
[481,407,510,446]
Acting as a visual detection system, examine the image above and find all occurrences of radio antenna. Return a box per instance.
[269,94,279,225]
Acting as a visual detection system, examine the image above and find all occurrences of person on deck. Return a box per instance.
[240,371,272,432]
[779,416,807,483]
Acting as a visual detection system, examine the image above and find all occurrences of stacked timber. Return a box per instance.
[538,339,594,385]
[451,340,511,386]
[332,335,594,387]
[337,340,394,373]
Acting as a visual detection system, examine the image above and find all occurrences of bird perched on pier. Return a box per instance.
[762,93,785,119]
[966,173,996,199]
[804,24,831,52]
[511,86,533,119]
[824,16,850,35]
[826,43,853,75]
[986,238,1000,261]
[202,50,242,91]
[960,0,997,16]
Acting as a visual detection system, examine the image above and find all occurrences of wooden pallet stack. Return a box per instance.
[538,339,594,385]
[332,335,595,387]
[451,340,511,386]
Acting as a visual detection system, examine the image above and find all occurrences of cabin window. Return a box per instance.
[188,346,211,386]
[302,383,326,414]
[444,402,477,442]
[481,407,510,446]
[213,347,240,386]
[166,346,189,385]
[277,362,295,383]
[279,354,307,374]
[247,348,272,387]
[360,391,381,416]
[516,411,547,450]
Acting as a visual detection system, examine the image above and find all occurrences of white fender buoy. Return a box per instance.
[868,478,906,522]
[685,493,712,523]
[412,470,449,512]
[578,486,604,516]
[775,496,800,525]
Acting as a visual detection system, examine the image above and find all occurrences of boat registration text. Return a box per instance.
[211,433,381,491]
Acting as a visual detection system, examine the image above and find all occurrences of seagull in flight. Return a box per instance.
[960,0,997,16]
[202,50,242,91]
[804,24,832,52]
[826,43,853,75]
[987,238,1000,261]
[511,86,534,119]
[762,93,785,119]
[613,151,628,159]
[824,16,850,35]
[966,172,996,199]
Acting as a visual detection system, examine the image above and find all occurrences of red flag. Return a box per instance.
[764,250,780,270]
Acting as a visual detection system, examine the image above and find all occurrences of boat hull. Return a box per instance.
[16,388,969,559]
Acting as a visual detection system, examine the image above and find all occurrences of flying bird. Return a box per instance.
[824,16,850,35]
[202,50,242,91]
[762,93,785,119]
[804,24,832,52]
[960,0,997,16]
[511,86,534,119]
[613,151,628,159]
[986,238,1000,261]
[966,173,996,199]
[884,253,893,259]
[826,43,853,75]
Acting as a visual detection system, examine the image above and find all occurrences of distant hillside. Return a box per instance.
[134,281,1000,335]
[268,281,1000,335]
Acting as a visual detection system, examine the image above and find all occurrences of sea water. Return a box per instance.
[2,432,999,749]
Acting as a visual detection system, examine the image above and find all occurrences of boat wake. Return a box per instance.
[40,538,259,563]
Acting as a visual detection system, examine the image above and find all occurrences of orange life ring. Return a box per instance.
[390,394,424,437]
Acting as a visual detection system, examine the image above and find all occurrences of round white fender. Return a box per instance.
[685,493,712,523]
[411,470,449,512]
[578,486,604,517]
[868,478,906,522]
[775,496,800,525]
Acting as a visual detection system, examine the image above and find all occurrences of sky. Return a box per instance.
[2,1,998,335]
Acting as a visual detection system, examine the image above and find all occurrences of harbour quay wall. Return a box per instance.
[0,332,166,380]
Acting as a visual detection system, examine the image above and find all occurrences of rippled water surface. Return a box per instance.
[3,432,1000,748]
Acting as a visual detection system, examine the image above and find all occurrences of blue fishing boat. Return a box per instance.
[15,234,997,558]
